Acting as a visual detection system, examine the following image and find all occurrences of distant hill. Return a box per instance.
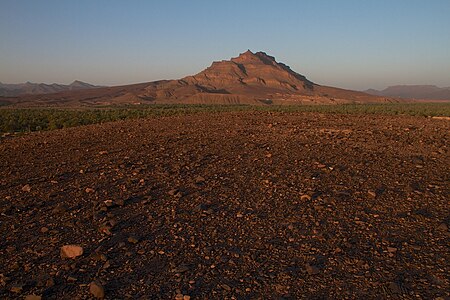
[2,51,392,107]
[0,80,99,97]
[365,85,450,100]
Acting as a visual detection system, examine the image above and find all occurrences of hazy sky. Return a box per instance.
[1,0,449,90]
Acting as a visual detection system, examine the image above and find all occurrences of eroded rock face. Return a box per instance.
[183,50,314,94]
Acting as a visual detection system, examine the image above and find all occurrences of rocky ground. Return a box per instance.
[0,112,449,299]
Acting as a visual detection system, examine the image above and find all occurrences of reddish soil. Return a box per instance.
[0,112,448,299]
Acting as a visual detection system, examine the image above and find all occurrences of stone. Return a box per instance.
[10,285,22,293]
[388,282,401,294]
[104,200,114,207]
[128,237,139,244]
[195,176,205,184]
[60,245,84,259]
[22,184,31,192]
[368,191,377,198]
[25,295,42,300]
[437,223,448,231]
[115,199,125,206]
[168,189,179,196]
[305,264,319,275]
[300,194,311,201]
[85,187,95,193]
[387,247,397,253]
[89,281,105,299]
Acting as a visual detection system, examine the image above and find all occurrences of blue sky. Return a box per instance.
[0,0,449,90]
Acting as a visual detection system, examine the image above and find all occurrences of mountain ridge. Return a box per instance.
[365,85,450,100]
[0,80,99,97]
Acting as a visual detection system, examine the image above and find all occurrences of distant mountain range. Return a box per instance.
[0,80,99,97]
[365,85,450,100]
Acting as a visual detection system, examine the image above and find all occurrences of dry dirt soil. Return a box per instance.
[0,112,449,299]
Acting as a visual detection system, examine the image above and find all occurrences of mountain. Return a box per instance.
[2,51,392,107]
[0,80,99,97]
[365,85,450,100]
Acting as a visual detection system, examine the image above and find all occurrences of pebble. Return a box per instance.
[195,176,205,184]
[437,223,448,231]
[22,184,31,192]
[10,285,23,293]
[115,199,125,206]
[127,237,139,244]
[40,227,49,233]
[104,200,114,207]
[305,264,319,275]
[60,245,84,259]
[300,194,311,201]
[25,295,42,300]
[367,191,377,198]
[89,281,105,299]
[85,187,95,193]
[388,282,401,294]
[387,247,397,253]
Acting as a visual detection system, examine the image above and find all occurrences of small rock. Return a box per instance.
[168,189,179,196]
[85,188,95,193]
[115,199,125,206]
[317,164,326,168]
[60,245,84,259]
[194,176,205,184]
[305,264,319,275]
[437,223,448,231]
[265,153,273,158]
[22,184,31,192]
[52,203,67,214]
[168,189,184,198]
[10,285,22,293]
[99,225,112,235]
[300,194,311,201]
[172,265,190,273]
[40,227,49,233]
[25,295,42,300]
[89,281,105,299]
[368,191,377,198]
[46,278,55,287]
[99,151,108,155]
[128,237,139,244]
[388,282,401,294]
[236,213,243,218]
[387,247,397,253]
[104,200,114,207]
